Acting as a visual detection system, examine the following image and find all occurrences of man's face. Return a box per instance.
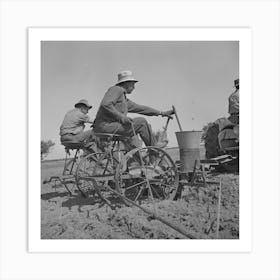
[123,81,136,94]
[80,105,89,114]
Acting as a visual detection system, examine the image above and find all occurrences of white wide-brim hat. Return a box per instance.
[116,70,138,85]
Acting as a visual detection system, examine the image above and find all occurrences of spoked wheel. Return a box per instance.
[75,152,119,198]
[116,146,179,205]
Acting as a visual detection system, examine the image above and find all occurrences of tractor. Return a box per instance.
[204,117,239,172]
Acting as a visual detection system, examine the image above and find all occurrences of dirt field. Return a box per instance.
[41,148,239,239]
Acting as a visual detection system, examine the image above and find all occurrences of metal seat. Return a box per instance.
[60,141,84,176]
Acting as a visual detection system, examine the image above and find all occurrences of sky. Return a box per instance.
[41,41,239,160]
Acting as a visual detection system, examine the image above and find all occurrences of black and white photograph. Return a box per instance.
[40,40,240,240]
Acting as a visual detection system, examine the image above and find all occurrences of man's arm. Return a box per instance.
[127,99,162,116]
[85,116,94,124]
[76,111,94,124]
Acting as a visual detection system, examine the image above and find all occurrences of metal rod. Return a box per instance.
[63,149,68,175]
[216,179,222,239]
[190,159,198,185]
[163,116,171,131]
[44,176,73,196]
[89,177,197,239]
[130,122,145,167]
[158,117,171,144]
[70,150,78,174]
[172,105,183,132]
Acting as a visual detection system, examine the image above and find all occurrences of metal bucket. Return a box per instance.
[175,131,202,174]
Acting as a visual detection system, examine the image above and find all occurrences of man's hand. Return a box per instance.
[160,110,174,118]
[121,116,133,125]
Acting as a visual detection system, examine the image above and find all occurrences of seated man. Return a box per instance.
[92,70,174,149]
[60,99,96,153]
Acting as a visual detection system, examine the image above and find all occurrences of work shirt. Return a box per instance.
[60,108,91,136]
[228,89,239,115]
[93,85,161,126]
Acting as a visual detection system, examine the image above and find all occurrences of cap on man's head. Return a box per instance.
[234,78,239,87]
[74,99,92,109]
[116,70,138,85]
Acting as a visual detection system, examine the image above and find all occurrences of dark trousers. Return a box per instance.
[93,117,156,147]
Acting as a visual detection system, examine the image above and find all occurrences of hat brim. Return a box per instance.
[116,79,138,85]
[75,103,92,109]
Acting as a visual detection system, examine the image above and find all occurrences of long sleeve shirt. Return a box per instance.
[60,108,93,136]
[93,85,161,125]
[228,89,239,115]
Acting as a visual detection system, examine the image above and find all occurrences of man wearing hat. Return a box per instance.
[92,70,174,148]
[60,99,95,145]
[228,78,239,125]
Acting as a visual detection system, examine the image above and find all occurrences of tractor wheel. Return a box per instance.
[204,123,221,159]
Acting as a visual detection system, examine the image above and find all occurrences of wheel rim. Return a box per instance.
[116,146,179,204]
[76,152,119,197]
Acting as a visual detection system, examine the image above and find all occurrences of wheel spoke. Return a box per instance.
[133,187,143,201]
[144,173,154,201]
[157,153,166,166]
[156,168,175,176]
[123,179,146,191]
[150,184,164,199]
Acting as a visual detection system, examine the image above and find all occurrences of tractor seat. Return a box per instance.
[94,133,130,142]
[61,141,84,150]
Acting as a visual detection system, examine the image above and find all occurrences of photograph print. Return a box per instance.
[41,40,239,240]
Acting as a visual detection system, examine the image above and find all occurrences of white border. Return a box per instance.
[28,27,252,253]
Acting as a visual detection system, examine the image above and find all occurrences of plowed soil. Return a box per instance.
[41,160,239,239]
